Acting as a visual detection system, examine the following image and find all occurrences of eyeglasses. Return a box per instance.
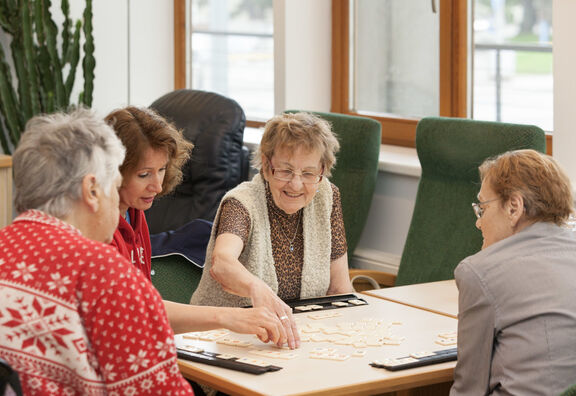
[269,161,323,184]
[472,198,500,219]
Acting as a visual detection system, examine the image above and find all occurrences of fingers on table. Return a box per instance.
[289,315,300,347]
[264,315,284,344]
[278,311,300,349]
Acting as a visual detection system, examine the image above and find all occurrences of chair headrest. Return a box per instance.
[416,117,546,180]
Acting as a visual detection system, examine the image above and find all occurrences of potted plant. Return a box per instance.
[0,0,95,154]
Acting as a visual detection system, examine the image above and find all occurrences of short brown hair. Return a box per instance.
[479,149,574,226]
[253,112,340,177]
[105,106,193,196]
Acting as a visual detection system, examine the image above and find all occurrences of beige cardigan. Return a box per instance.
[190,173,333,307]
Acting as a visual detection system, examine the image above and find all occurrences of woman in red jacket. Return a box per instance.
[106,106,286,345]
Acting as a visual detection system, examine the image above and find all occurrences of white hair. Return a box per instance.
[13,108,126,218]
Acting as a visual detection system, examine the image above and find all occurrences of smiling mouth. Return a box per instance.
[283,191,302,198]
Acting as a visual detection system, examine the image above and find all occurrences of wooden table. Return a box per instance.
[362,280,459,319]
[176,295,457,396]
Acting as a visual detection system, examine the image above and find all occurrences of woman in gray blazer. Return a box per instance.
[451,149,576,395]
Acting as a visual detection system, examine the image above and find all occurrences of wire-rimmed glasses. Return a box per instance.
[472,198,500,219]
[269,160,323,184]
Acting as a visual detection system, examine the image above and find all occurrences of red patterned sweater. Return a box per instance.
[0,210,193,395]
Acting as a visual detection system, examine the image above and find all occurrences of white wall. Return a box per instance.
[127,0,174,108]
[553,1,576,187]
[353,171,418,273]
[91,0,174,117]
[274,0,332,113]
[91,0,129,114]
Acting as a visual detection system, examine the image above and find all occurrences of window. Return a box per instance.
[332,0,467,147]
[333,0,552,149]
[174,0,274,124]
[472,0,552,131]
[353,1,440,118]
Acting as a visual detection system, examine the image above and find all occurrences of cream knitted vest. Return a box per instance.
[190,173,333,307]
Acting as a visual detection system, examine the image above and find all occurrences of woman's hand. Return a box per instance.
[250,282,300,349]
[217,306,287,345]
[163,301,287,342]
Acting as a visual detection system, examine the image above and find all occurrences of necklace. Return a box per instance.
[279,210,302,252]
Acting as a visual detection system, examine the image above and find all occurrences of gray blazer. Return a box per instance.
[450,222,576,396]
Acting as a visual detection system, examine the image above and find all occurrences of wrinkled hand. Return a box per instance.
[250,284,300,349]
[222,307,286,345]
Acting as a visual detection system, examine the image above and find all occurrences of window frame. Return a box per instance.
[173,0,267,129]
[332,0,468,147]
[174,0,186,90]
[174,0,552,150]
[174,0,466,136]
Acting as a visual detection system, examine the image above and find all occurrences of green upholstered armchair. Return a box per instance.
[284,110,382,265]
[151,256,203,304]
[393,117,546,286]
[560,384,576,396]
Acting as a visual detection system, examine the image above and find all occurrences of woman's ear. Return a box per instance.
[507,192,525,228]
[81,174,100,212]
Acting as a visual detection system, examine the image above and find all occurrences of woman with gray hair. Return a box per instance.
[451,149,576,395]
[191,112,355,349]
[0,109,194,395]
[13,109,125,242]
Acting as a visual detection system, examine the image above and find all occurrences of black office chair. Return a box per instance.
[149,218,211,302]
[0,358,22,396]
[145,89,250,233]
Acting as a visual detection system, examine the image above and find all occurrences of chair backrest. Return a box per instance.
[285,110,381,261]
[145,89,248,233]
[151,255,203,304]
[0,357,22,396]
[396,117,546,286]
[149,217,212,304]
[150,218,212,267]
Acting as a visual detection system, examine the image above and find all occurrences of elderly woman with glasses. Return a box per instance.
[451,149,576,396]
[191,112,354,349]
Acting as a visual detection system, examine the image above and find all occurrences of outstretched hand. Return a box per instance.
[250,283,300,349]
[220,307,288,345]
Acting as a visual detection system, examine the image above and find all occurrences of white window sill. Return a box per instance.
[244,127,421,178]
[379,145,421,178]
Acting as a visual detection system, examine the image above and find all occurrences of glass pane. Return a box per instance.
[352,0,439,118]
[472,0,552,131]
[190,0,274,120]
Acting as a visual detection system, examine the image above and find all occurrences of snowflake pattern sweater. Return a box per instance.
[0,210,193,395]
